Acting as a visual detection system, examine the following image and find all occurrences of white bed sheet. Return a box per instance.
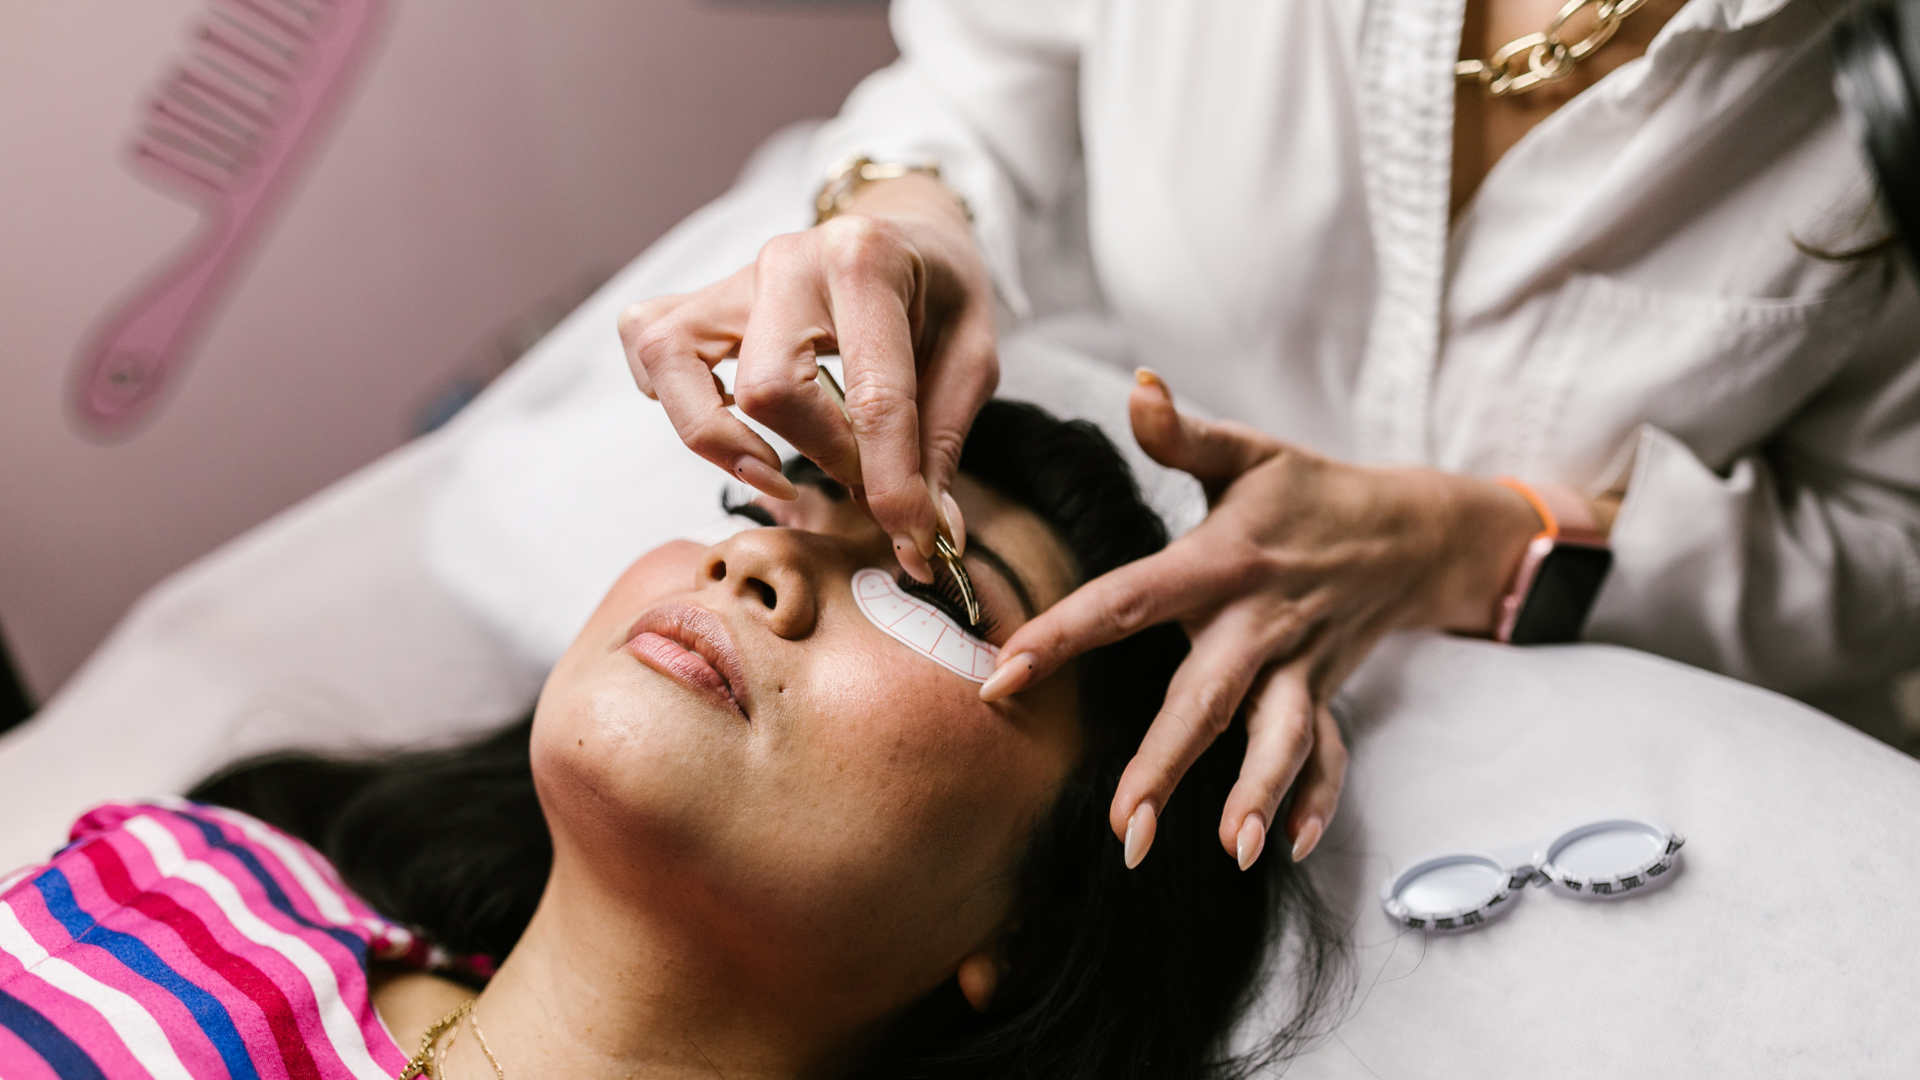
[1274,634,1920,1076]
[2,123,1915,1077]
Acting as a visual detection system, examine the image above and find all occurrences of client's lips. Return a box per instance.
[625,603,750,720]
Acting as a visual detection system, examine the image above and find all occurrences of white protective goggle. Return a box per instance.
[1380,817,1685,932]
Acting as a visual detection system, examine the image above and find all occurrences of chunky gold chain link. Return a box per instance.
[1455,0,1650,96]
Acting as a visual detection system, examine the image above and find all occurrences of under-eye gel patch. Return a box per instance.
[852,568,999,682]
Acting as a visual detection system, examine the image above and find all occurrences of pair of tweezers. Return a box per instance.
[813,362,981,625]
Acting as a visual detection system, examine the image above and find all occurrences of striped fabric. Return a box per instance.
[0,800,424,1080]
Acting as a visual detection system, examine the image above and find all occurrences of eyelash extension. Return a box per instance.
[720,489,776,527]
[715,485,994,637]
[896,569,999,640]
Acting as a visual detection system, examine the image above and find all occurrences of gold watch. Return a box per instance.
[814,156,972,226]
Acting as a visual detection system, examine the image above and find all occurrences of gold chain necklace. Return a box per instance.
[398,998,507,1080]
[1456,0,1651,96]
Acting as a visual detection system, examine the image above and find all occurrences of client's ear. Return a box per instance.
[956,951,1002,1012]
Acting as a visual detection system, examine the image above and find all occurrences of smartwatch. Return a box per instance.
[1492,478,1613,645]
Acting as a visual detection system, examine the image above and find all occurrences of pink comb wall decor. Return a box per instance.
[72,0,387,434]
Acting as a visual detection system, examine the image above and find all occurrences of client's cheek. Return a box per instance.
[849,568,999,682]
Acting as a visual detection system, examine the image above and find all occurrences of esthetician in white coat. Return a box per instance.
[619,0,1920,870]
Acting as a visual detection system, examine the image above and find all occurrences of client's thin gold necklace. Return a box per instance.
[398,998,506,1080]
[1455,0,1650,96]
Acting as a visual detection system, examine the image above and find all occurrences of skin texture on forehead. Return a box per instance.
[509,472,1085,1065]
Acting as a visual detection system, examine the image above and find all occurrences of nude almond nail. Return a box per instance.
[732,455,797,501]
[1291,814,1325,863]
[938,488,967,557]
[1124,802,1158,869]
[978,652,1034,702]
[1236,814,1267,871]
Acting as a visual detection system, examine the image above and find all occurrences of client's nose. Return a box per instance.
[701,530,818,640]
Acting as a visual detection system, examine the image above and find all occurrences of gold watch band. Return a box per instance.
[813,156,972,226]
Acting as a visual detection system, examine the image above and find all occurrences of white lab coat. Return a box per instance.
[803,0,1920,697]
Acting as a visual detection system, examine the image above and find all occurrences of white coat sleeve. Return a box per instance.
[1586,277,1920,697]
[805,0,1092,318]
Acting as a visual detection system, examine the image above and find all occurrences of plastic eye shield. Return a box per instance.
[851,567,999,682]
[1381,818,1685,932]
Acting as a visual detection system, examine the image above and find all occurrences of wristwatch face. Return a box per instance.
[1509,543,1613,645]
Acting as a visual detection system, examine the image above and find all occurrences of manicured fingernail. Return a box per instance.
[978,652,1035,702]
[1134,367,1171,398]
[1291,815,1324,863]
[1124,802,1158,869]
[1236,814,1267,871]
[894,535,934,583]
[732,456,797,501]
[938,488,967,557]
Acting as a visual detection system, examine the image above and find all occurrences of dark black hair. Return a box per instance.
[1834,0,1920,266]
[191,399,1348,1077]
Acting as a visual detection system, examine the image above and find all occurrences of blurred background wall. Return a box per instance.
[0,0,897,700]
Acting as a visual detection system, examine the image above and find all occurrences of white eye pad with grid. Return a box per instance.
[1380,818,1684,932]
[851,568,1000,682]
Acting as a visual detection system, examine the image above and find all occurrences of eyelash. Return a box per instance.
[719,490,994,637]
[896,569,999,639]
[721,490,776,528]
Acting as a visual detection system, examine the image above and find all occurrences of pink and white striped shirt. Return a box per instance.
[0,800,434,1080]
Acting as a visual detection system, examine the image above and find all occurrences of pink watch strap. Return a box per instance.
[1492,477,1608,642]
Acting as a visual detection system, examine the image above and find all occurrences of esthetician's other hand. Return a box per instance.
[981,371,1548,871]
[617,174,996,582]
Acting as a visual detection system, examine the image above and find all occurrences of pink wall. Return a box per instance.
[0,0,897,699]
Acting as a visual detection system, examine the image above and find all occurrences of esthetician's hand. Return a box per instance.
[980,371,1547,871]
[617,174,996,582]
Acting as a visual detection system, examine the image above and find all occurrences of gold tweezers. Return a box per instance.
[813,361,981,625]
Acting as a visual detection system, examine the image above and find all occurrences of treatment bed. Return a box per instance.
[3,125,1915,1077]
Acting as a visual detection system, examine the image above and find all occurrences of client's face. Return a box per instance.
[530,474,1081,1024]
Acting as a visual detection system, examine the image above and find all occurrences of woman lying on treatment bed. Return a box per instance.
[0,402,1344,1080]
